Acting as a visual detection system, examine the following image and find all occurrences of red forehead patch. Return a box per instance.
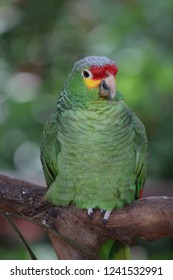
[90,64,118,80]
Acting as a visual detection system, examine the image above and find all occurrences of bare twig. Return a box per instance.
[0,174,173,259]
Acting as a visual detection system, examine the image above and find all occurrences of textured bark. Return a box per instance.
[0,174,173,259]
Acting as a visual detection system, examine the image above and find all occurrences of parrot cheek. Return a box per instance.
[84,78,101,89]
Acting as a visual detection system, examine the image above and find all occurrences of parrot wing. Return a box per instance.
[40,112,60,187]
[132,113,149,198]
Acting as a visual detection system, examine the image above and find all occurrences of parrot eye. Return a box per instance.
[82,69,92,79]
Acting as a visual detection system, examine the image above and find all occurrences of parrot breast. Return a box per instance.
[47,100,137,211]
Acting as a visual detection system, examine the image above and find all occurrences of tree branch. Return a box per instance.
[0,174,173,259]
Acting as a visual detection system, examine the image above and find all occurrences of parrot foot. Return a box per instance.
[103,210,112,224]
[87,208,111,223]
[87,208,94,220]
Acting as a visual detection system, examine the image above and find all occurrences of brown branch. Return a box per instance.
[0,174,173,259]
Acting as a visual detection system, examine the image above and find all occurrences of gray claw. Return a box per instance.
[87,208,94,220]
[100,209,106,215]
[103,210,112,224]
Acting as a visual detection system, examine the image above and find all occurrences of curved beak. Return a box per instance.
[99,74,116,101]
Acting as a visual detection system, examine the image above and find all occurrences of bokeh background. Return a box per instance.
[0,0,173,259]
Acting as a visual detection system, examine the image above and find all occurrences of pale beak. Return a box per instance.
[99,74,116,101]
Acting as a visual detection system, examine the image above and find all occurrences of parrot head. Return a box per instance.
[66,56,118,103]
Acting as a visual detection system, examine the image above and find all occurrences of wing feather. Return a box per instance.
[132,113,149,198]
[40,112,60,187]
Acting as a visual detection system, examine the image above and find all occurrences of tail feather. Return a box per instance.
[98,239,131,260]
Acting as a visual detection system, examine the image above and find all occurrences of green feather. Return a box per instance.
[40,112,60,187]
[41,99,148,209]
[98,240,131,260]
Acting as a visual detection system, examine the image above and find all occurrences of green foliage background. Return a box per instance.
[0,0,173,259]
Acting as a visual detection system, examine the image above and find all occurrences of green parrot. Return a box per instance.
[40,56,148,259]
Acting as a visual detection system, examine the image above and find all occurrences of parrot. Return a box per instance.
[40,56,148,259]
